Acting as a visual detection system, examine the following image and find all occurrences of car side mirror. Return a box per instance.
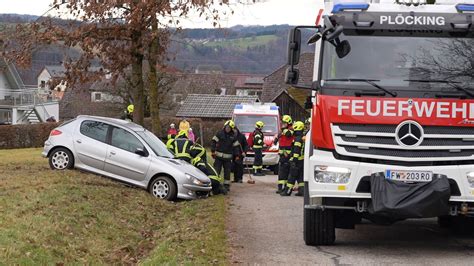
[336,40,351,58]
[135,148,148,157]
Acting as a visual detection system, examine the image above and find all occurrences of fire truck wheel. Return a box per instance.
[437,215,452,228]
[304,208,336,246]
[303,185,336,246]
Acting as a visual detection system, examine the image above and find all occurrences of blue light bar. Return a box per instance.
[234,104,243,109]
[332,3,369,13]
[456,4,474,12]
[270,106,279,110]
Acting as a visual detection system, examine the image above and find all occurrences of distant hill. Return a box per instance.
[0,14,314,76]
[169,25,314,74]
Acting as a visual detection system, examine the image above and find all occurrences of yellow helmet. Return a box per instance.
[255,121,264,129]
[127,104,134,113]
[293,121,305,131]
[224,120,235,129]
[177,130,188,138]
[282,115,292,124]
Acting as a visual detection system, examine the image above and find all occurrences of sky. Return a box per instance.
[0,0,323,28]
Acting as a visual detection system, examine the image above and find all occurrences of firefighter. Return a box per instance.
[281,121,305,196]
[121,104,134,121]
[273,115,294,193]
[233,126,248,183]
[168,130,194,163]
[190,142,207,164]
[211,120,240,190]
[252,121,265,176]
[192,156,227,195]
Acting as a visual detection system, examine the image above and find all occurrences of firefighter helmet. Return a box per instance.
[293,121,305,131]
[224,120,235,129]
[282,115,292,124]
[255,121,265,129]
[127,104,134,113]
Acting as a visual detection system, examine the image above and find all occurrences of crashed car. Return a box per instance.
[42,115,211,200]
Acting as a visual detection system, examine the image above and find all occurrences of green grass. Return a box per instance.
[204,35,279,50]
[0,148,227,264]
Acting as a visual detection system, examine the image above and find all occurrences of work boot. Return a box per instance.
[254,169,264,176]
[280,186,292,196]
[220,185,228,195]
[237,179,243,183]
[275,184,282,194]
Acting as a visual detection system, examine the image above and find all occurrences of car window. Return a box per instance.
[80,120,109,143]
[111,127,145,153]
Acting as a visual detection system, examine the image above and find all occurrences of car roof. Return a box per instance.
[77,115,145,132]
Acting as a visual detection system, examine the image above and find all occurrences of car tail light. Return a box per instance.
[50,129,62,136]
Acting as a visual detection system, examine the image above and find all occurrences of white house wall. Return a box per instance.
[0,70,12,100]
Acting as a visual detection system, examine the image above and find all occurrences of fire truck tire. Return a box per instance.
[437,215,452,228]
[304,185,336,245]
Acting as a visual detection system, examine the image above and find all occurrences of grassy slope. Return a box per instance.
[0,148,226,265]
[204,35,279,50]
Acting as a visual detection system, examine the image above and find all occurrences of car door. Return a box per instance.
[104,126,151,182]
[74,120,110,171]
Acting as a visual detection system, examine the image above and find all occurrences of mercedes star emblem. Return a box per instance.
[395,120,424,147]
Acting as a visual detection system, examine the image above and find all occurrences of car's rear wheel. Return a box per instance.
[149,176,177,201]
[49,148,74,170]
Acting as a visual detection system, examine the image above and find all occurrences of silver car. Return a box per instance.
[42,115,211,200]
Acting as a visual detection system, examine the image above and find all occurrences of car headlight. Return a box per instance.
[314,166,351,184]
[467,172,474,188]
[186,173,204,186]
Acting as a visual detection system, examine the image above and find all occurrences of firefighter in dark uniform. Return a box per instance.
[191,142,207,164]
[121,104,134,121]
[252,121,265,176]
[168,130,194,163]
[211,120,240,190]
[281,121,305,196]
[192,156,226,195]
[233,126,248,183]
[273,115,294,193]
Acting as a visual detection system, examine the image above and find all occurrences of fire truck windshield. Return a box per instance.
[320,33,474,97]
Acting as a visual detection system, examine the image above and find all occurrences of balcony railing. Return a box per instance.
[0,87,60,107]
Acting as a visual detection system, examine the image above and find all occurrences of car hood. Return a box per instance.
[156,157,210,183]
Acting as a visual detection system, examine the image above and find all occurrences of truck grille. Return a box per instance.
[332,124,474,162]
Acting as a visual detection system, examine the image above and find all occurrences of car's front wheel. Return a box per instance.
[149,176,177,201]
[49,148,74,170]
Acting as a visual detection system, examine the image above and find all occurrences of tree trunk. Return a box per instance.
[131,28,145,126]
[148,16,161,135]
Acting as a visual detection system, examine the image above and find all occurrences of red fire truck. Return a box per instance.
[286,0,474,245]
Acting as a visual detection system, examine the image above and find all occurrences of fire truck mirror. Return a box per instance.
[285,67,300,85]
[326,25,344,42]
[287,28,302,66]
[336,40,351,59]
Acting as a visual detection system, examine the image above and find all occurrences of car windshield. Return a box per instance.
[234,115,278,134]
[136,130,174,158]
[320,33,474,94]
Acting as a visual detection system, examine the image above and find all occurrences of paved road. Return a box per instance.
[227,174,474,265]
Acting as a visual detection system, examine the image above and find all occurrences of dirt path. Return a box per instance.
[227,174,474,265]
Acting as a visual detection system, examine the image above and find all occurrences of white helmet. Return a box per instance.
[170,123,175,128]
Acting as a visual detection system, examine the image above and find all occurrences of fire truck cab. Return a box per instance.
[286,0,474,245]
[233,103,280,172]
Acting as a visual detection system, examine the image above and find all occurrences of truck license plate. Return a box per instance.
[385,170,433,183]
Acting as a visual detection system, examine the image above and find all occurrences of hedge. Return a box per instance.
[0,122,60,150]
[0,117,227,150]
